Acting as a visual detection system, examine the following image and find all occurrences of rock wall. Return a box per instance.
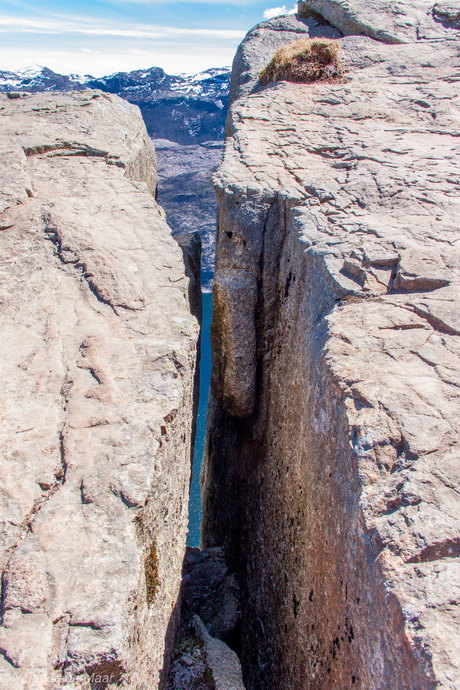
[0,91,200,688]
[298,0,460,42]
[202,8,460,690]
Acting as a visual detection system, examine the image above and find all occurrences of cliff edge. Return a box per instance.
[202,5,460,689]
[0,91,199,688]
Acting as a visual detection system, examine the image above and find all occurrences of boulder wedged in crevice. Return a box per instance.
[166,548,244,690]
[179,547,241,652]
[193,616,245,690]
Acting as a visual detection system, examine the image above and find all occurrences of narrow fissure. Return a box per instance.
[187,289,213,547]
[154,139,220,548]
[1,6,457,688]
[156,140,247,689]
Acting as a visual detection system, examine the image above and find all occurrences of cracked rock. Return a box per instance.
[0,91,200,688]
[202,9,460,690]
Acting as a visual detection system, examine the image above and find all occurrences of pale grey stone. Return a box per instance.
[193,616,245,690]
[298,0,460,42]
[202,12,460,690]
[0,91,199,688]
[227,14,341,107]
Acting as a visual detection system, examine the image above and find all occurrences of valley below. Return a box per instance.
[154,139,223,290]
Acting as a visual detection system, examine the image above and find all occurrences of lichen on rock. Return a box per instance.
[145,541,161,606]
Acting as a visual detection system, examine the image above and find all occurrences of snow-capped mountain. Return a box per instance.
[0,67,93,93]
[0,65,231,144]
[0,64,228,276]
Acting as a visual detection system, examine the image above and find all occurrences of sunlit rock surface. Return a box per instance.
[0,91,199,688]
[298,0,460,42]
[202,10,460,690]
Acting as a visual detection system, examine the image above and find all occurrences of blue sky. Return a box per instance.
[1,1,297,76]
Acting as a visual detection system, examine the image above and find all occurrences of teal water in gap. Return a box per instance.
[187,290,213,547]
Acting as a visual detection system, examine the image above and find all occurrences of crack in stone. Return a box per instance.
[1,427,68,572]
[410,304,460,336]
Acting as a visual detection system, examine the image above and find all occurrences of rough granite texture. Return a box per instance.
[193,616,245,690]
[298,0,460,42]
[202,10,460,690]
[0,91,199,689]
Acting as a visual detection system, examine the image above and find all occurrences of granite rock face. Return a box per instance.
[193,616,245,690]
[202,10,460,690]
[298,0,460,42]
[0,91,199,688]
[227,14,341,108]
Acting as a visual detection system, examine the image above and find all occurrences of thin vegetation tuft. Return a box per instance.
[145,541,160,606]
[259,37,342,86]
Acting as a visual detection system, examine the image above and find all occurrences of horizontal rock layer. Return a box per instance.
[0,91,199,688]
[202,12,460,690]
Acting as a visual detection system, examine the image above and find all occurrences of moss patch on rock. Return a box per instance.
[145,541,160,606]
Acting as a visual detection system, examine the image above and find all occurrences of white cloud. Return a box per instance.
[263,5,297,20]
[0,15,245,40]
[0,9,246,77]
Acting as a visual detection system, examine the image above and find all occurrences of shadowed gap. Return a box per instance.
[187,289,213,546]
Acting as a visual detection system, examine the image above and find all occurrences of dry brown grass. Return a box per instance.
[259,37,342,86]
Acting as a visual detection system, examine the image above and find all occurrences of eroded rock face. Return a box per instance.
[0,91,199,688]
[202,11,460,690]
[298,0,460,42]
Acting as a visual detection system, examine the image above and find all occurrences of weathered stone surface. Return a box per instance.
[193,616,246,690]
[0,91,199,688]
[227,14,340,107]
[166,612,245,690]
[179,547,241,648]
[202,13,460,690]
[166,633,214,690]
[298,0,460,42]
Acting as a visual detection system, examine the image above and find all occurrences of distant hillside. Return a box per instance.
[0,65,230,144]
[154,139,223,285]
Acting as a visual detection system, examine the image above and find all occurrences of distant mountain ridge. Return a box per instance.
[0,65,231,144]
